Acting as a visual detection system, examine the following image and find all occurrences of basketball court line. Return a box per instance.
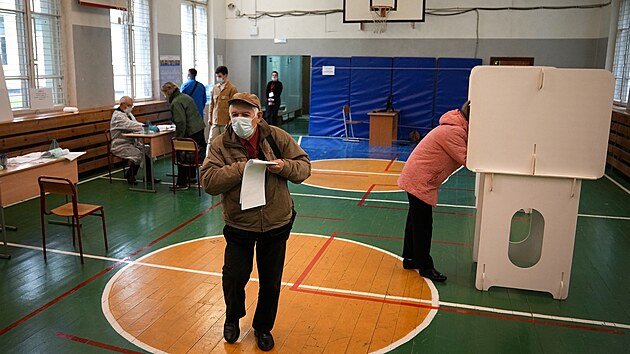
[291,192,630,221]
[0,201,222,336]
[12,237,627,334]
[56,332,144,354]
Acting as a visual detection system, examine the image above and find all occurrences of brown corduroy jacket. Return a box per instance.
[200,120,311,232]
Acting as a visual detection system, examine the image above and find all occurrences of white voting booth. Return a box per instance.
[467,66,614,299]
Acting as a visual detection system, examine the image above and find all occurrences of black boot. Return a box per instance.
[127,162,140,185]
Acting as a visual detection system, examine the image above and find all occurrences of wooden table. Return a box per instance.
[123,130,175,192]
[368,111,399,147]
[0,157,79,259]
[0,157,78,206]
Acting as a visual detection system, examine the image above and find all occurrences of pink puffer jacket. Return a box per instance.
[398,109,468,207]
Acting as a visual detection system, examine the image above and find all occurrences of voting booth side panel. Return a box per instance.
[466,66,614,179]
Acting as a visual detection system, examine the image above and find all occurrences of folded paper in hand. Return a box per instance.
[240,159,278,210]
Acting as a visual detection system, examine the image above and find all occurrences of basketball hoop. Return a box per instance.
[370,5,392,34]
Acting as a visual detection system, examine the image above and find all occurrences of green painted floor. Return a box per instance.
[1,119,629,353]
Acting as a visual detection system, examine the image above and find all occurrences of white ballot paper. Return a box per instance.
[240,159,278,210]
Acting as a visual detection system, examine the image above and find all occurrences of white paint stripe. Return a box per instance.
[10,239,628,332]
[312,168,401,177]
[297,135,303,145]
[605,173,630,195]
[576,213,630,221]
[291,193,630,219]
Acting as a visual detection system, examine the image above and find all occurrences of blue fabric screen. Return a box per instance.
[348,57,393,139]
[433,58,481,128]
[309,57,351,136]
[392,57,436,139]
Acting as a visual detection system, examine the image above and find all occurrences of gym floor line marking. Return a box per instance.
[56,332,144,354]
[8,240,628,333]
[311,168,401,176]
[291,193,630,220]
[0,201,222,336]
[384,153,400,171]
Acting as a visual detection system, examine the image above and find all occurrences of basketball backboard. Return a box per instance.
[343,0,425,23]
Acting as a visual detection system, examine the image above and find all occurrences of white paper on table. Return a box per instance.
[240,159,278,210]
[63,151,86,161]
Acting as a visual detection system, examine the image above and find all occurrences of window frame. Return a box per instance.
[0,0,65,111]
[110,0,152,101]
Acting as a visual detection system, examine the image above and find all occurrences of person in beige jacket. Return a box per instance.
[200,93,310,352]
[208,66,238,147]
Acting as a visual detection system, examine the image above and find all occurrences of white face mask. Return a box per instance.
[216,76,224,84]
[272,77,278,82]
[231,116,255,139]
[123,106,133,114]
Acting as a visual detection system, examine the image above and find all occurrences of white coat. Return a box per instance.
[110,109,144,165]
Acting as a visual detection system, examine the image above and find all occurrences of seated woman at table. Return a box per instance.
[110,96,157,185]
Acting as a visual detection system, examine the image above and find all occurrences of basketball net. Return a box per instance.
[370,6,392,34]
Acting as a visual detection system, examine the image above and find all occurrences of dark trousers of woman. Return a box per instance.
[222,221,291,332]
[265,104,281,126]
[402,192,434,270]
[176,129,207,186]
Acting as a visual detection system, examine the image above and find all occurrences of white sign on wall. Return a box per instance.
[322,66,335,76]
[30,88,54,110]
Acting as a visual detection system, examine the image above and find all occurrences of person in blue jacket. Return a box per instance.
[181,68,206,119]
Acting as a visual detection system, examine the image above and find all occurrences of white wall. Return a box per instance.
[221,0,610,40]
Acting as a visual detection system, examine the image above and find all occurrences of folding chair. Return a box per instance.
[38,176,108,264]
[171,137,201,196]
[105,129,127,183]
[342,105,361,142]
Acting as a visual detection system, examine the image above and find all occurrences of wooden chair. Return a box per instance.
[38,176,108,264]
[342,105,361,142]
[105,129,127,183]
[171,137,201,196]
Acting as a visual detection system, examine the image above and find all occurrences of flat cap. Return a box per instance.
[228,92,261,110]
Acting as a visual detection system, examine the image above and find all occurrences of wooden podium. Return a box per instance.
[368,110,398,147]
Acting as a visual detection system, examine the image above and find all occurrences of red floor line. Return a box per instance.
[56,332,145,354]
[292,287,624,335]
[312,171,369,178]
[358,184,377,207]
[298,215,345,221]
[384,153,399,171]
[0,201,222,337]
[128,201,222,258]
[290,232,337,290]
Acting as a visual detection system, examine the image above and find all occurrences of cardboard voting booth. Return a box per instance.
[467,66,614,299]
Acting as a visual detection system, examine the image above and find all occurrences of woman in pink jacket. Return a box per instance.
[397,101,470,282]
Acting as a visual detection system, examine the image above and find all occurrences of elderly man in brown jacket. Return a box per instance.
[200,93,310,351]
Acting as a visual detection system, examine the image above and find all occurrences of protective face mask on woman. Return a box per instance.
[231,116,255,139]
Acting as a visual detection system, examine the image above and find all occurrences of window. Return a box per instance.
[613,0,630,104]
[181,1,208,85]
[110,0,152,101]
[0,0,64,109]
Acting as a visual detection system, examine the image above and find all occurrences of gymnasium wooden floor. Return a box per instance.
[1,118,629,353]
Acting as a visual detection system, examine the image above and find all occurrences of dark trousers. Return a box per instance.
[402,193,434,270]
[176,129,207,186]
[126,153,153,182]
[265,104,281,126]
[222,222,291,332]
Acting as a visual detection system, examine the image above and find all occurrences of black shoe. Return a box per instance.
[254,330,274,351]
[142,177,162,183]
[169,185,189,191]
[402,258,418,269]
[223,321,240,344]
[419,268,447,282]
